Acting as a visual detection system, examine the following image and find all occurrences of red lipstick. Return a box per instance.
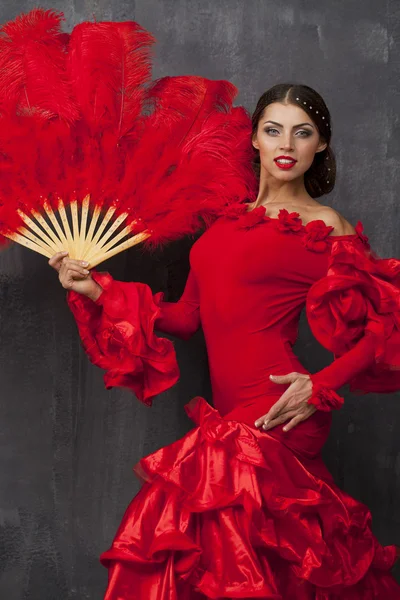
[274,155,297,170]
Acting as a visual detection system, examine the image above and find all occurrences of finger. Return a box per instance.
[62,258,89,269]
[257,392,293,427]
[48,251,69,270]
[60,271,89,289]
[269,372,299,385]
[61,265,90,278]
[65,268,90,279]
[254,402,294,428]
[282,414,305,432]
[262,411,298,431]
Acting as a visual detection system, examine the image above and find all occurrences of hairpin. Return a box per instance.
[295,97,330,128]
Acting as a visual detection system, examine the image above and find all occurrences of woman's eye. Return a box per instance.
[264,128,312,137]
[264,128,279,135]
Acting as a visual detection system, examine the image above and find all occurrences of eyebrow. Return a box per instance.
[263,120,315,129]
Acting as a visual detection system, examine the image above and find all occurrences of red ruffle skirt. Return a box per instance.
[101,398,400,599]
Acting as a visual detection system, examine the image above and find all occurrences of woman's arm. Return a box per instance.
[48,252,201,403]
[308,332,376,393]
[154,269,201,340]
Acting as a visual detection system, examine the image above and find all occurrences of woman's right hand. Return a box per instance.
[48,252,103,301]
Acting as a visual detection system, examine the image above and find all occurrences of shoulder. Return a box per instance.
[311,206,356,236]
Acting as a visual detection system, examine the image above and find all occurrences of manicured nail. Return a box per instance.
[83,269,89,275]
[81,261,89,267]
[283,426,288,432]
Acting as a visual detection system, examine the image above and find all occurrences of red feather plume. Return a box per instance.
[0,9,78,122]
[0,9,257,266]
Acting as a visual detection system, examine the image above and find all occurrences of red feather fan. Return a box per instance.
[0,9,257,267]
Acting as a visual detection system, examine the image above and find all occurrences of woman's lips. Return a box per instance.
[274,156,297,170]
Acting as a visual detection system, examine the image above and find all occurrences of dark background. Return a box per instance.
[0,1,400,598]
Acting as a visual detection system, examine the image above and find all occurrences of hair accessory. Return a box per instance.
[295,98,329,129]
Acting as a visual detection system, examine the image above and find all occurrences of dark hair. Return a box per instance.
[251,83,336,198]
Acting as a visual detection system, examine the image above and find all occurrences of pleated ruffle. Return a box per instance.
[101,397,399,599]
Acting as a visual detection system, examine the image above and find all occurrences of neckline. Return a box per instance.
[244,205,359,241]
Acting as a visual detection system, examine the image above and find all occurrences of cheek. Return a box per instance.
[257,136,276,155]
[297,140,319,165]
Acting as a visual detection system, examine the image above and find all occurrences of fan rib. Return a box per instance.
[17,210,60,255]
[4,231,53,259]
[85,223,133,264]
[89,230,150,268]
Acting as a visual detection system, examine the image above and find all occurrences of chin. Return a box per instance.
[266,168,299,183]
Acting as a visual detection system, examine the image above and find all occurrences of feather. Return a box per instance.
[0,9,78,122]
[68,21,154,136]
[0,10,257,263]
[144,75,237,143]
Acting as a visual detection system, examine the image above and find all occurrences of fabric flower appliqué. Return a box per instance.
[303,220,334,253]
[355,220,370,249]
[238,206,271,230]
[307,381,344,412]
[276,209,303,233]
[222,202,248,219]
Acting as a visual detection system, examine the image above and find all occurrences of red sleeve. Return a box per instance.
[67,268,201,405]
[306,227,400,411]
[154,268,201,340]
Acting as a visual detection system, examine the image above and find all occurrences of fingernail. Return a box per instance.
[81,261,89,267]
[269,375,275,379]
[283,426,288,432]
[62,251,68,255]
[83,269,89,275]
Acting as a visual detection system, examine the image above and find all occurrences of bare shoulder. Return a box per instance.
[312,206,356,236]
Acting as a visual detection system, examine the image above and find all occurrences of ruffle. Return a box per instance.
[238,205,271,229]
[303,220,335,253]
[308,380,344,411]
[276,208,303,233]
[307,233,400,393]
[101,397,398,599]
[67,271,179,405]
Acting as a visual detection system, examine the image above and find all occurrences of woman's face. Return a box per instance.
[252,102,327,182]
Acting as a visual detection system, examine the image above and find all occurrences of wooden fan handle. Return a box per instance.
[89,231,151,268]
[89,206,116,248]
[84,223,133,265]
[3,231,53,258]
[57,199,75,257]
[18,227,57,255]
[43,202,69,249]
[31,210,65,253]
[17,210,61,255]
[78,194,90,259]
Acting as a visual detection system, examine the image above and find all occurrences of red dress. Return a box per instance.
[68,206,400,599]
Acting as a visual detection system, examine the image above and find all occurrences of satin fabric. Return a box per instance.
[101,398,398,599]
[68,210,400,598]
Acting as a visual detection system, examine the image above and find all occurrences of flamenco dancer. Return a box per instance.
[50,83,400,598]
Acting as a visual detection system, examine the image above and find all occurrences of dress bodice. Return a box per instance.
[188,207,343,414]
[191,210,333,343]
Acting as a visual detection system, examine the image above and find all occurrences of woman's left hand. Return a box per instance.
[254,373,316,432]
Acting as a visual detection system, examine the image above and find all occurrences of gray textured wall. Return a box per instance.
[0,1,399,598]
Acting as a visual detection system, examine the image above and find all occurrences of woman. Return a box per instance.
[50,84,400,598]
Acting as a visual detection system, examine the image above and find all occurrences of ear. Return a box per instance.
[252,133,259,150]
[315,139,328,154]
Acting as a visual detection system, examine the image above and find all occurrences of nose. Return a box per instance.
[280,132,294,152]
